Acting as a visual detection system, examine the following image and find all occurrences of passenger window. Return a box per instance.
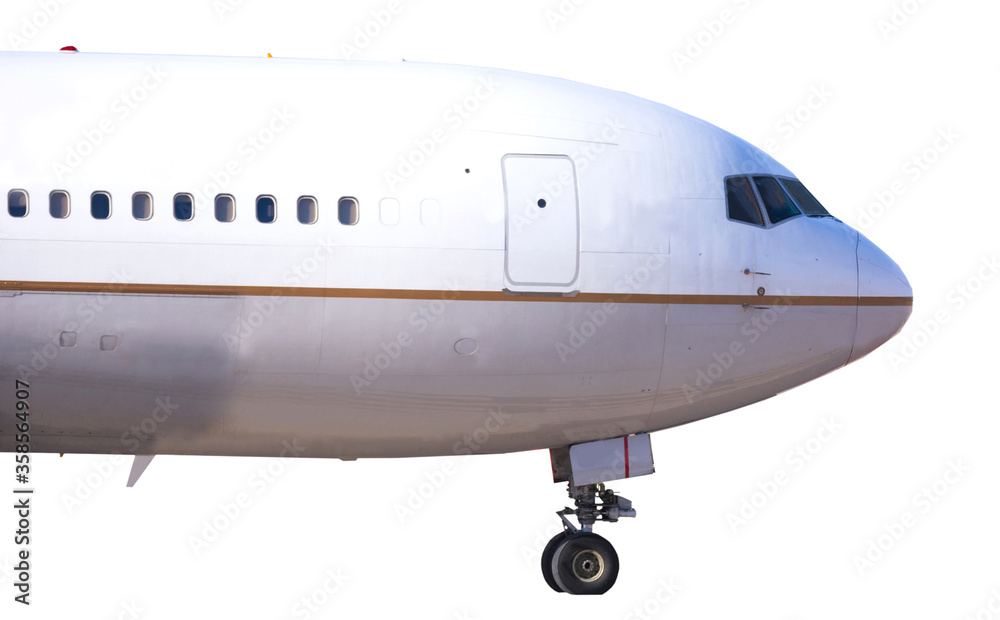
[174,193,194,221]
[725,177,763,226]
[297,196,318,224]
[257,196,277,224]
[91,192,111,219]
[256,195,276,223]
[753,176,800,224]
[338,197,359,226]
[8,189,28,218]
[50,191,70,219]
[379,198,400,226]
[132,192,153,220]
[215,195,235,222]
[779,178,830,216]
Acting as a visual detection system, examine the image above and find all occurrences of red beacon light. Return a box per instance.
[60,46,79,53]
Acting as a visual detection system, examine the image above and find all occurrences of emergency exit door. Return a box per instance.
[502,154,580,293]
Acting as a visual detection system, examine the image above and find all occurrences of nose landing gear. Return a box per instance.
[542,482,635,595]
[541,434,653,594]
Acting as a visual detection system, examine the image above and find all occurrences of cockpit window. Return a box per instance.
[779,178,830,216]
[725,177,764,226]
[753,176,800,224]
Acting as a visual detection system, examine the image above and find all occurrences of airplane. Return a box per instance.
[0,49,911,595]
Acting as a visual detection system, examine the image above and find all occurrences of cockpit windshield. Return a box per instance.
[779,178,831,217]
[725,175,836,227]
[753,176,800,224]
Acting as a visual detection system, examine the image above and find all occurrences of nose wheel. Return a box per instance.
[543,530,620,594]
[541,482,634,595]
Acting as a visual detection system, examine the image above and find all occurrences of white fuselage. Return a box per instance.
[0,52,911,460]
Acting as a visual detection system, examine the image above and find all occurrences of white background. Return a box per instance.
[2,0,998,618]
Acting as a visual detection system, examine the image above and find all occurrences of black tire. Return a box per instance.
[541,530,572,592]
[551,532,619,595]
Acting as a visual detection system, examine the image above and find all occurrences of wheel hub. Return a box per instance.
[571,549,605,582]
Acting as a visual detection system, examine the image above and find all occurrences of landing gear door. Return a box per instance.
[503,154,580,294]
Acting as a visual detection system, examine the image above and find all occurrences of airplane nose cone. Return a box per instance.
[850,234,913,363]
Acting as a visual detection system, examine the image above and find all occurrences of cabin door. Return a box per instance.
[502,154,580,294]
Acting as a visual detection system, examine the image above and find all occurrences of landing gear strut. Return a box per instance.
[541,482,636,595]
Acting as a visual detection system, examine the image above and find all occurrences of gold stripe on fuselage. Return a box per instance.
[0,281,914,307]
